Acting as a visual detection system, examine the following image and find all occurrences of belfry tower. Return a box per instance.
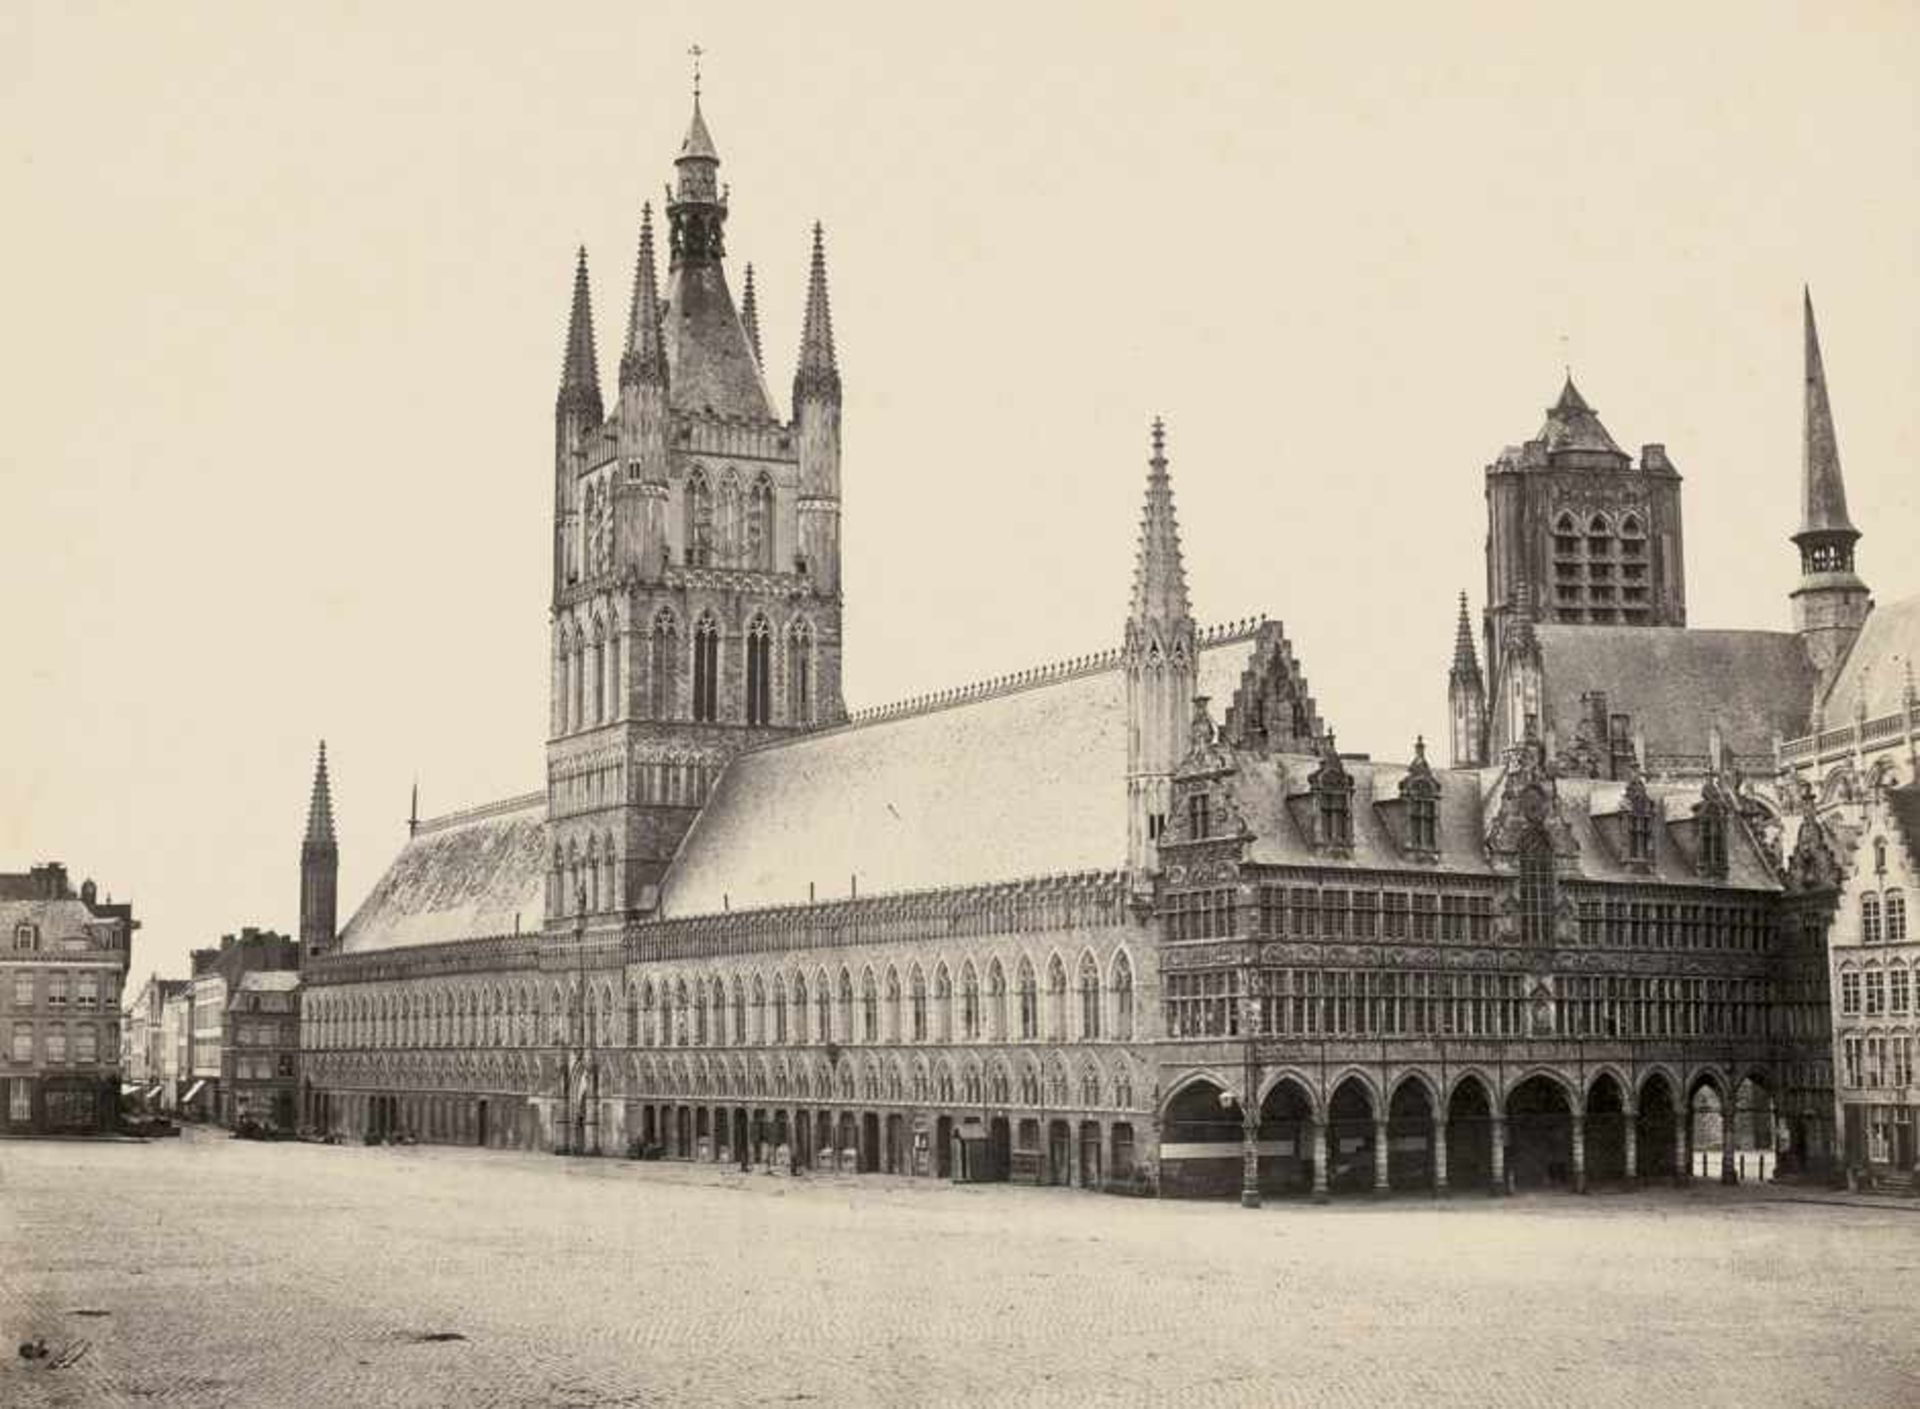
[1124,420,1197,889]
[1791,289,1870,685]
[545,87,847,932]
[299,741,339,958]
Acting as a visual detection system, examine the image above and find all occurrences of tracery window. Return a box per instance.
[935,966,953,1043]
[692,615,720,722]
[961,964,980,1041]
[909,967,927,1043]
[1017,960,1038,1041]
[1079,954,1101,1039]
[716,472,742,565]
[861,970,878,1044]
[1699,804,1728,880]
[650,609,679,720]
[685,469,714,566]
[1112,952,1135,1041]
[747,473,774,571]
[1046,955,1068,1041]
[884,969,901,1043]
[786,619,814,724]
[745,615,772,727]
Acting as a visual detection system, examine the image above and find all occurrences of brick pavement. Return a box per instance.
[1,1128,1915,1408]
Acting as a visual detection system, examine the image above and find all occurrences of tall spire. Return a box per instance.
[1129,418,1193,628]
[1450,592,1482,684]
[556,247,603,419]
[793,223,841,405]
[304,741,336,845]
[1799,287,1859,542]
[740,262,763,367]
[620,205,667,389]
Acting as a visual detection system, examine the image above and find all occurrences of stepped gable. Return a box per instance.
[1821,594,1920,722]
[656,626,1264,917]
[337,793,548,954]
[1532,624,1815,762]
[1221,618,1325,753]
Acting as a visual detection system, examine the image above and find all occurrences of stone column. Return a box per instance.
[1240,1103,1261,1209]
[1490,1115,1507,1195]
[1432,1117,1450,1196]
[1311,1120,1329,1203]
[1373,1119,1391,1194]
[1571,1111,1587,1194]
[1622,1109,1638,1186]
[1677,1112,1691,1185]
[1720,1135,1737,1186]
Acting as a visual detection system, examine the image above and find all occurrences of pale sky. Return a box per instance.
[4,2,1916,986]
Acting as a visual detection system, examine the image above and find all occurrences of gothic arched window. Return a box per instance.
[1112,952,1135,1040]
[909,965,927,1043]
[1079,953,1101,1040]
[786,619,814,724]
[860,969,878,1044]
[716,472,743,565]
[745,615,772,727]
[650,609,679,720]
[685,469,714,566]
[791,973,808,1045]
[934,965,953,1043]
[986,960,1007,1042]
[692,615,720,722]
[1518,824,1556,946]
[748,473,774,572]
[1017,959,1038,1041]
[884,968,901,1043]
[1698,798,1729,880]
[1047,955,1068,1041]
[960,963,980,1041]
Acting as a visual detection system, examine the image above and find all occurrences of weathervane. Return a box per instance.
[689,43,704,100]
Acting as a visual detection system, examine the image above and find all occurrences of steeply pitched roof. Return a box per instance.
[1538,377,1625,458]
[235,970,301,994]
[0,897,101,944]
[337,794,547,954]
[1800,289,1858,538]
[1229,756,1775,890]
[658,636,1261,917]
[1823,592,1920,722]
[663,261,776,420]
[1533,625,1816,762]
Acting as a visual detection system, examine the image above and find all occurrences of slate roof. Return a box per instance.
[1231,757,1776,890]
[337,794,548,954]
[663,263,775,421]
[235,970,301,993]
[1823,592,1920,723]
[1534,625,1816,761]
[0,897,101,944]
[657,640,1259,917]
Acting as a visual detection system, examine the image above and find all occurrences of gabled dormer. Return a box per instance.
[1282,733,1355,859]
[1589,771,1659,875]
[1373,736,1441,865]
[1164,697,1250,869]
[1669,776,1737,881]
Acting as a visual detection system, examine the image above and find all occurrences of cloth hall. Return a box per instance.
[296,90,1917,1201]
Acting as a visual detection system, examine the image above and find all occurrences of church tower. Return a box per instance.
[1791,289,1870,684]
[1482,377,1687,669]
[1124,420,1197,890]
[299,741,338,958]
[544,88,847,933]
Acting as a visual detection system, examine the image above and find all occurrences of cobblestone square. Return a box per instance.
[2,1131,1916,1408]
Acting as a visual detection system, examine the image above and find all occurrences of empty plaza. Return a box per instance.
[2,1131,1916,1408]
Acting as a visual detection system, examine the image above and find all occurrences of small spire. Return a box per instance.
[1509,583,1540,656]
[793,222,841,405]
[1799,286,1858,540]
[740,262,763,367]
[304,741,336,847]
[620,204,667,389]
[557,247,603,418]
[408,780,419,838]
[1129,417,1192,628]
[1450,591,1482,683]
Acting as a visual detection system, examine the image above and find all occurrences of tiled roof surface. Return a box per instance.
[663,263,775,421]
[1535,625,1815,759]
[658,641,1258,917]
[235,970,301,993]
[0,897,103,943]
[337,796,548,954]
[1822,593,1920,723]
[1234,757,1775,889]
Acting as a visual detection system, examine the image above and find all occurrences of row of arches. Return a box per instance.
[1160,1064,1778,1199]
[552,604,821,734]
[305,948,1140,1055]
[684,466,775,572]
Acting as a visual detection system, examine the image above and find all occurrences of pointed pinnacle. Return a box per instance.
[794,222,840,404]
[1800,287,1857,538]
[1129,418,1192,628]
[558,248,603,416]
[620,205,667,388]
[305,740,336,846]
[740,261,763,366]
[1451,591,1482,680]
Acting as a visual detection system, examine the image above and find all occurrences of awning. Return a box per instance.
[146,1084,163,1098]
[182,1079,207,1103]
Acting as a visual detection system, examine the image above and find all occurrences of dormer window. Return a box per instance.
[12,923,34,952]
[1188,793,1210,841]
[1518,825,1556,946]
[1697,798,1729,880]
[1318,789,1350,847]
[1624,775,1656,870]
[1409,794,1437,851]
[1308,737,1354,852]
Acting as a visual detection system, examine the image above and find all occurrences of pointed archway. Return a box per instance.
[1506,1074,1575,1190]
